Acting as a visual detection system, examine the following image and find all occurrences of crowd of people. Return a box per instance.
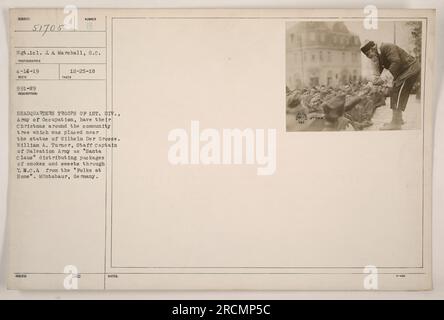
[286,80,391,131]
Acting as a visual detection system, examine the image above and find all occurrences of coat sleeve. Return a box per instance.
[381,44,403,79]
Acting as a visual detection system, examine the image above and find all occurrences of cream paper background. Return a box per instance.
[3,7,435,292]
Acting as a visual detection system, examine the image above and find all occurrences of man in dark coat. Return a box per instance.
[361,40,421,130]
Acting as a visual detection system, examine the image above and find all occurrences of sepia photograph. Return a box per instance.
[286,20,423,131]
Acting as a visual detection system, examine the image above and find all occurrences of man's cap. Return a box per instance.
[360,40,375,54]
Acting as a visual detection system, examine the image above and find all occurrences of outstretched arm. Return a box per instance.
[345,96,362,112]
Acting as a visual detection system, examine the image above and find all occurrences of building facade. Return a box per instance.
[286,22,362,89]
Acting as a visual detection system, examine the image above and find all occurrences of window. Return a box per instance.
[309,32,316,41]
[312,54,316,62]
[319,51,323,61]
[327,51,331,62]
[342,52,346,61]
[290,33,294,43]
[351,53,356,62]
